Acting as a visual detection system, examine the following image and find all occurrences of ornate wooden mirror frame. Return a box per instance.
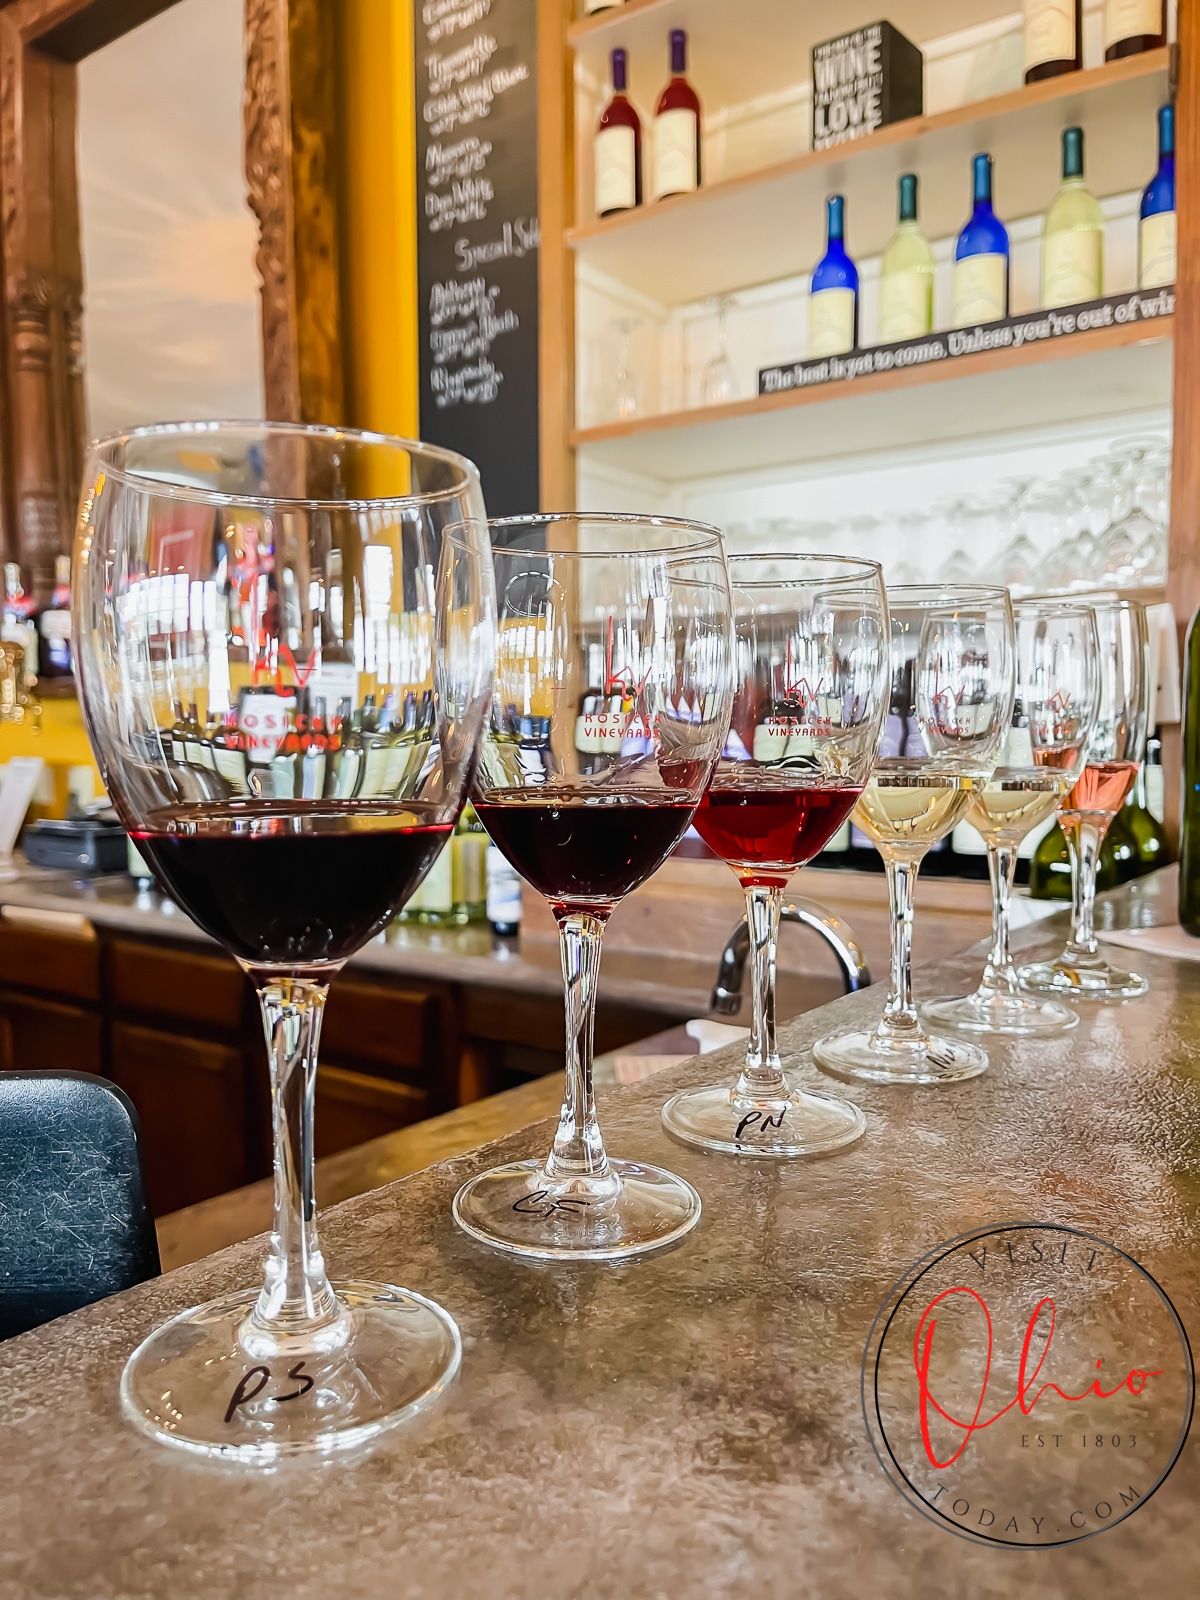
[0,0,340,597]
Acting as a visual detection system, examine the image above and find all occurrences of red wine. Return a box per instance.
[595,48,641,217]
[652,30,701,200]
[132,801,452,970]
[693,781,863,888]
[474,790,695,912]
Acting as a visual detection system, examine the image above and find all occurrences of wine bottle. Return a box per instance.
[36,553,73,680]
[1123,757,1168,877]
[1024,0,1082,83]
[652,30,700,201]
[594,48,641,218]
[953,154,1009,328]
[1028,816,1129,898]
[879,174,934,343]
[1140,104,1176,289]
[1105,0,1166,61]
[809,194,858,359]
[1,562,38,689]
[1042,127,1103,310]
[1180,606,1200,932]
[452,802,489,924]
[486,843,523,936]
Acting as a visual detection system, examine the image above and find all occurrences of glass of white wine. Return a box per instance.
[923,601,1100,1037]
[813,586,1015,1086]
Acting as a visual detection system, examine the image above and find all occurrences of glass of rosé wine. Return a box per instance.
[453,513,735,1261]
[660,554,889,1158]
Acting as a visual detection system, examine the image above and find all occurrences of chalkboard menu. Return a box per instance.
[415,0,540,518]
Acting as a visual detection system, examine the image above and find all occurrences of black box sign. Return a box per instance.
[811,21,923,152]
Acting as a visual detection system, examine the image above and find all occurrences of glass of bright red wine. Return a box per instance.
[1018,597,1150,1001]
[74,422,495,1462]
[452,513,735,1261]
[660,554,888,1158]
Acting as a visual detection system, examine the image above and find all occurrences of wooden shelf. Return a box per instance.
[567,50,1170,306]
[572,314,1173,481]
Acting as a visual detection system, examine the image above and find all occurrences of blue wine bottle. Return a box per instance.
[1140,104,1176,289]
[809,194,858,358]
[953,154,1009,328]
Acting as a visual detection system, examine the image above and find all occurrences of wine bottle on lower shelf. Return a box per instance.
[1024,0,1082,84]
[1105,0,1166,61]
[809,194,858,359]
[1180,609,1200,933]
[1042,127,1103,310]
[1140,104,1176,290]
[954,154,1009,328]
[594,49,641,218]
[879,174,933,343]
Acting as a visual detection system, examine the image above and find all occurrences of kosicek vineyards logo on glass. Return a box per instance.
[863,1223,1193,1548]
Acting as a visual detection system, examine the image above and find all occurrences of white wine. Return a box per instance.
[879,173,933,342]
[853,768,973,858]
[1041,127,1103,309]
[967,776,1066,848]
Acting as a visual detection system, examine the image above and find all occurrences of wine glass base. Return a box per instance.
[660,1081,865,1158]
[1017,957,1149,1001]
[120,1281,461,1464]
[813,1027,988,1086]
[452,1157,701,1262]
[923,990,1078,1037]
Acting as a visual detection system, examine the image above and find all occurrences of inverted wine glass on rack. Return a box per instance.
[74,422,495,1462]
[454,513,734,1261]
[660,554,888,1158]
[1018,598,1150,1001]
[923,601,1100,1037]
[813,586,1015,1086]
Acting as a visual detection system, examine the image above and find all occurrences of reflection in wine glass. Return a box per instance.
[813,585,1016,1085]
[701,294,740,406]
[1018,598,1150,1000]
[610,316,643,422]
[453,513,735,1260]
[75,422,495,1461]
[923,601,1099,1036]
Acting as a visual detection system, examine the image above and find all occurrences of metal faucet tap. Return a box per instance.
[711,898,871,1015]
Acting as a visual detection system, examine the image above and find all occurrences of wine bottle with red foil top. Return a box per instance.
[1105,0,1166,61]
[1023,0,1082,83]
[594,48,641,218]
[653,30,700,200]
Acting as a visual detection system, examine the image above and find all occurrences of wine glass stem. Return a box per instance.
[242,976,349,1361]
[879,855,922,1040]
[1066,819,1103,958]
[737,883,785,1097]
[981,844,1020,993]
[545,910,610,1181]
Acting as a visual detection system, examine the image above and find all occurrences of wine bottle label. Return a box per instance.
[999,726,1036,768]
[653,108,698,199]
[584,0,623,12]
[1024,0,1076,68]
[808,287,856,358]
[594,125,636,214]
[878,270,932,342]
[409,839,453,912]
[1147,763,1166,823]
[1105,0,1161,48]
[1042,228,1102,309]
[574,710,625,753]
[952,253,1007,327]
[1140,210,1176,288]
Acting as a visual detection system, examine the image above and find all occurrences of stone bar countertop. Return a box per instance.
[2,871,1194,1599]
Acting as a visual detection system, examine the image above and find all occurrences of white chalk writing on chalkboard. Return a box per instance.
[454,217,539,271]
[426,137,493,186]
[431,359,502,406]
[424,63,529,137]
[422,0,492,45]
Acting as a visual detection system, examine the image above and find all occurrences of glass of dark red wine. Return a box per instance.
[73,422,495,1462]
[1018,597,1150,1001]
[660,554,888,1158]
[452,513,735,1261]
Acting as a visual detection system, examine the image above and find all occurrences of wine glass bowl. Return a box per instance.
[660,553,889,1158]
[75,422,495,1461]
[453,514,735,1260]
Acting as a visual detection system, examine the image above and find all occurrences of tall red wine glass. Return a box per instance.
[453,513,734,1261]
[74,422,495,1462]
[660,554,888,1157]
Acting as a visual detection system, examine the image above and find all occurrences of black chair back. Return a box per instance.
[0,1071,160,1339]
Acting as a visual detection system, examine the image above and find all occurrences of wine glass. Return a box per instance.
[813,585,1016,1085]
[1018,598,1150,1000]
[74,422,495,1462]
[453,513,734,1260]
[611,316,643,422]
[923,601,1100,1036]
[660,554,888,1158]
[701,295,740,406]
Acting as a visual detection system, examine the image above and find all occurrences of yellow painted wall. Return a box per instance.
[339,0,420,439]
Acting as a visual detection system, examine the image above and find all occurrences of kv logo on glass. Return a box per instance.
[863,1223,1193,1547]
